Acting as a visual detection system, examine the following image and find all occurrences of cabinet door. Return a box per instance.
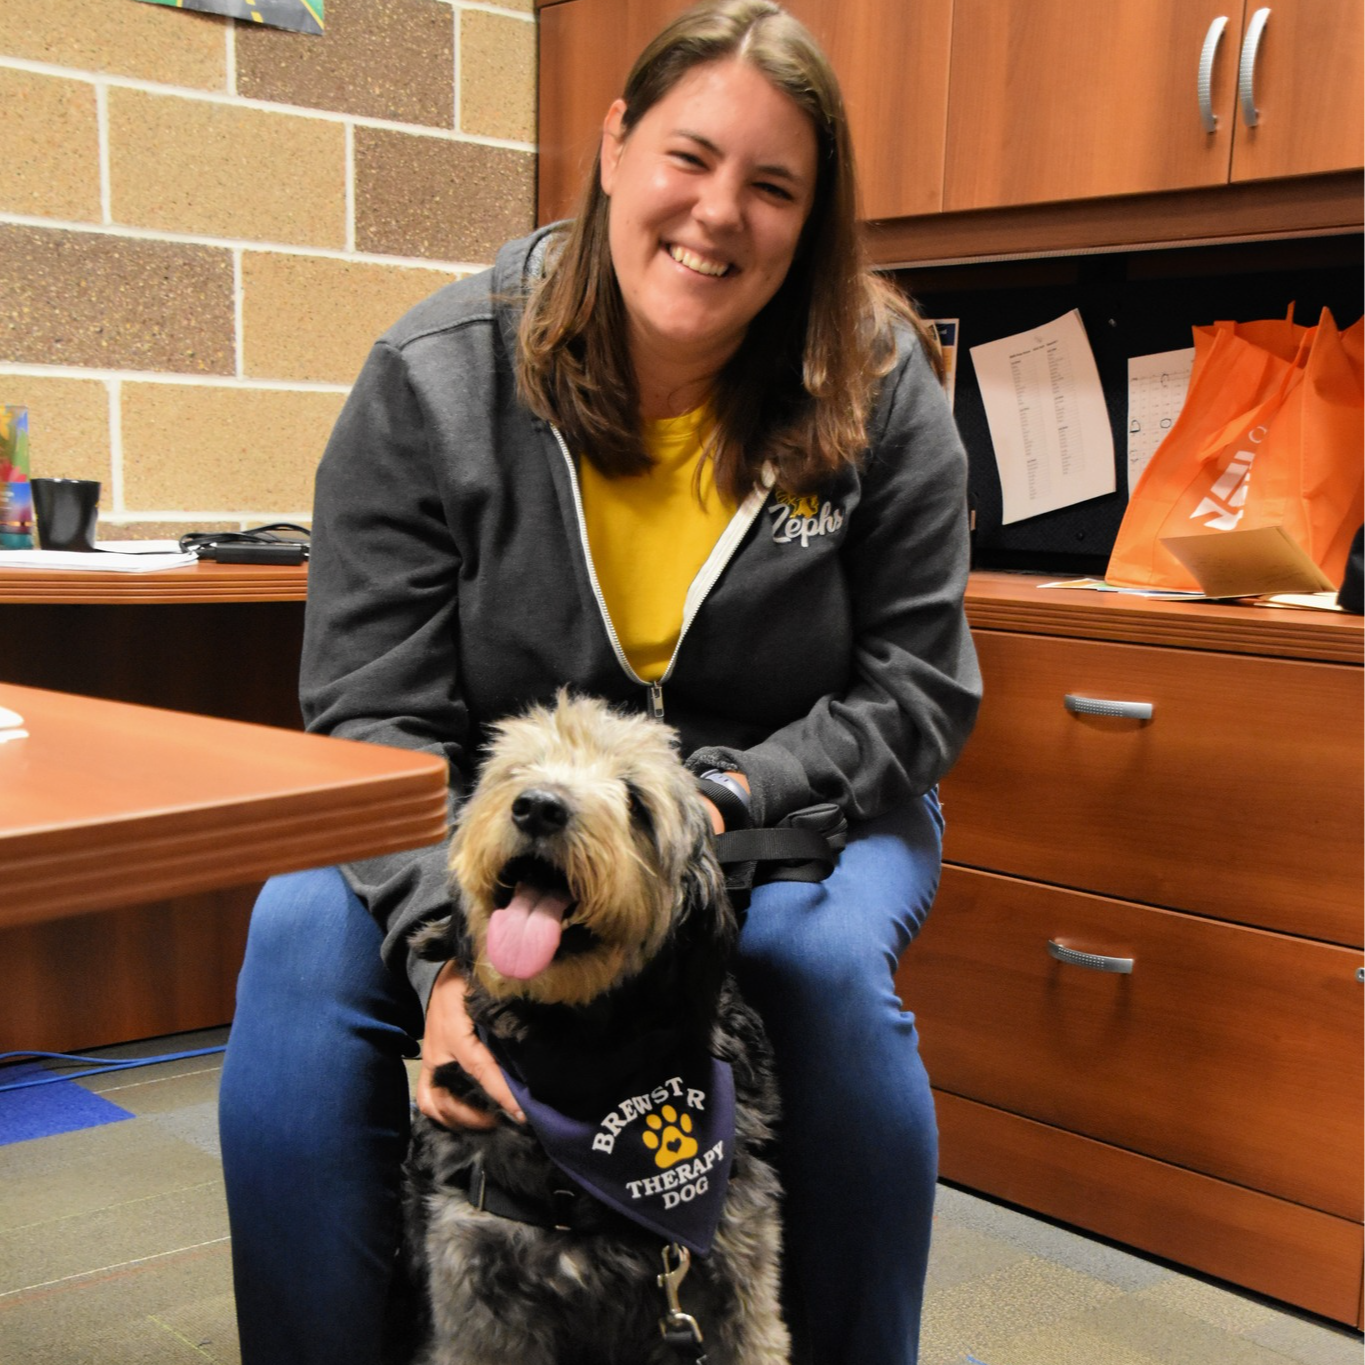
[537,0,689,226]
[536,0,953,225]
[1229,0,1365,181]
[944,0,1244,209]
[785,0,953,220]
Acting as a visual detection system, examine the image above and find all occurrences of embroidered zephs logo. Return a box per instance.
[769,489,844,546]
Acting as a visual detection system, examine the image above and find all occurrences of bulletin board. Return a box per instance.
[907,235,1365,574]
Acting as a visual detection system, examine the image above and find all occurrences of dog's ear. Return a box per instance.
[667,845,739,1031]
[409,911,475,969]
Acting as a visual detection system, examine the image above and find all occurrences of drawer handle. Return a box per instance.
[1064,694,1153,721]
[1197,15,1229,133]
[1048,940,1135,974]
[1238,6,1271,128]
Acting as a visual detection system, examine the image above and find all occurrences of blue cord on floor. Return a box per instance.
[0,1046,227,1093]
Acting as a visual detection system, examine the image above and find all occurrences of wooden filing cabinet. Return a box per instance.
[898,572,1364,1325]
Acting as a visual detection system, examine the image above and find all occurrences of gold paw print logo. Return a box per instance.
[641,1106,698,1169]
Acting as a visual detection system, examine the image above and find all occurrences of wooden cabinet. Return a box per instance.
[897,573,1365,1324]
[944,0,1364,211]
[535,0,953,224]
[537,0,1364,264]
[945,0,1240,209]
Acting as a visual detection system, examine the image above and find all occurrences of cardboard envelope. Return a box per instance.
[1159,524,1337,598]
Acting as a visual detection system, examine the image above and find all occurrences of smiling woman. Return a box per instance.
[217,4,981,1365]
[598,59,818,418]
[518,0,944,504]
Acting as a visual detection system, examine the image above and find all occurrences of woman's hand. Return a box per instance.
[415,959,526,1130]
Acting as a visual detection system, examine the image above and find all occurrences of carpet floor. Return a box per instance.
[0,1029,1359,1365]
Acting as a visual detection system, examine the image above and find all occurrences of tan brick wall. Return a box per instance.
[0,0,536,538]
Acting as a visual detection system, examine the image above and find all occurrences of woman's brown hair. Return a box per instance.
[517,0,941,504]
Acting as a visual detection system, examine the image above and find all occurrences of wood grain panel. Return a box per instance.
[941,630,1363,942]
[0,684,450,927]
[944,0,1242,210]
[864,172,1364,268]
[784,0,951,220]
[0,601,306,729]
[901,867,1364,1218]
[962,572,1365,666]
[1229,0,1365,182]
[0,562,308,604]
[934,1090,1364,1325]
[0,887,255,1054]
[537,0,687,224]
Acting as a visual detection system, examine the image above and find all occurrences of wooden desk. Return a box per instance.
[0,682,448,1052]
[0,559,309,605]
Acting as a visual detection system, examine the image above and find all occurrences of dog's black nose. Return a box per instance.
[511,789,570,837]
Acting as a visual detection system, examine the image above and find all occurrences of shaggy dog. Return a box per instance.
[403,693,789,1365]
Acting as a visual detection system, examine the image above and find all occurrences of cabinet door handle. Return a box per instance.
[1198,16,1229,133]
[1064,694,1154,721]
[1048,940,1135,975]
[1238,7,1271,128]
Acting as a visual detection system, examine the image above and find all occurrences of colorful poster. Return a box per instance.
[134,0,323,36]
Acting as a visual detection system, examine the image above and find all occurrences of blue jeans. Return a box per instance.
[219,794,944,1365]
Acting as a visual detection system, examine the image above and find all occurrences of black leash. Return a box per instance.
[712,801,846,910]
[713,824,838,881]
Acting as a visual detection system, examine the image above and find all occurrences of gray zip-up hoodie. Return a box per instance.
[301,226,982,1004]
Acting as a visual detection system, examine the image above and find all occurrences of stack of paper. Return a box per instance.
[0,548,198,572]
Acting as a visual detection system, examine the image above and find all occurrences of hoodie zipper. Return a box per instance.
[550,424,770,721]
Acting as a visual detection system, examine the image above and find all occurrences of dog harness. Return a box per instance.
[476,1030,732,1363]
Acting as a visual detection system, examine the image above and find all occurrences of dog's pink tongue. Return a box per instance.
[486,884,571,979]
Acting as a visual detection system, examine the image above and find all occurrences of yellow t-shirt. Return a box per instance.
[580,406,734,681]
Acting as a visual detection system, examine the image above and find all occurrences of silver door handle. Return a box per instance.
[1239,7,1271,128]
[1048,940,1135,974]
[1064,694,1154,721]
[1198,16,1229,133]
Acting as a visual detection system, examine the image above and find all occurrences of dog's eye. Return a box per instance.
[624,781,655,836]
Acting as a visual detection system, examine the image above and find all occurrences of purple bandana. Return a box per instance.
[494,1045,736,1257]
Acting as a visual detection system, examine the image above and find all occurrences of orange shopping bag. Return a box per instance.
[1106,307,1364,591]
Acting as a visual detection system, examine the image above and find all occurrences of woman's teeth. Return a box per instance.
[669,245,729,277]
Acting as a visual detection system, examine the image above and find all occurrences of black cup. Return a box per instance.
[32,478,101,552]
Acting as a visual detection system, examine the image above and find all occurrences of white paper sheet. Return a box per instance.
[0,548,197,572]
[1127,348,1194,491]
[970,309,1115,525]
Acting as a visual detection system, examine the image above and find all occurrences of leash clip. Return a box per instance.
[657,1243,706,1357]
